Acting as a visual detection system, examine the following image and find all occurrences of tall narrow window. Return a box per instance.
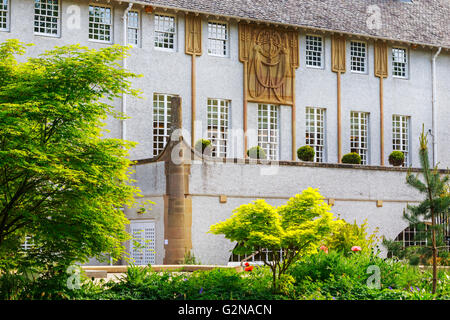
[89,5,112,43]
[306,107,326,163]
[392,115,410,166]
[207,22,228,57]
[305,35,323,68]
[350,41,367,73]
[392,47,408,78]
[153,93,173,157]
[154,14,176,50]
[130,221,156,265]
[0,0,9,31]
[207,98,230,158]
[258,104,279,161]
[350,111,369,165]
[34,0,60,36]
[127,10,140,46]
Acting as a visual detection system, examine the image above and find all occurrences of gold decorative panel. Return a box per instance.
[239,23,299,105]
[331,35,346,73]
[374,41,388,78]
[185,15,202,56]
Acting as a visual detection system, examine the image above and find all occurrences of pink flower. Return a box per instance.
[351,246,362,252]
[319,245,328,254]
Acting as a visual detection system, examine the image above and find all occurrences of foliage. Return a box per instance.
[290,251,450,300]
[0,40,142,273]
[209,188,343,292]
[384,236,450,266]
[341,152,361,164]
[2,254,447,300]
[297,146,315,162]
[389,151,405,167]
[246,146,266,160]
[324,219,381,256]
[194,139,212,155]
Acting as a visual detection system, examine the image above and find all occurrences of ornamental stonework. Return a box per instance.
[239,23,299,105]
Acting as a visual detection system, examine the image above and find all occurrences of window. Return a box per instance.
[154,14,176,50]
[229,244,284,265]
[392,115,410,166]
[34,0,60,36]
[393,226,428,249]
[130,221,156,265]
[89,5,112,43]
[306,107,326,163]
[350,41,367,73]
[392,47,408,78]
[153,93,173,157]
[207,22,228,57]
[305,35,323,68]
[258,104,279,161]
[127,10,140,46]
[350,111,369,165]
[207,99,230,158]
[0,0,9,31]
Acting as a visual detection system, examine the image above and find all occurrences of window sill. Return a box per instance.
[34,32,61,38]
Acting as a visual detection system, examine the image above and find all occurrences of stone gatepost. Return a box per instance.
[163,96,192,264]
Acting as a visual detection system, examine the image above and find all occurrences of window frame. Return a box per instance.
[207,98,231,158]
[207,20,229,57]
[305,107,327,163]
[152,93,174,157]
[305,34,324,69]
[153,13,177,52]
[88,3,113,44]
[129,220,156,266]
[392,46,409,79]
[349,40,368,74]
[0,0,10,32]
[257,104,280,161]
[350,111,370,165]
[392,114,411,167]
[33,0,61,38]
[127,9,141,47]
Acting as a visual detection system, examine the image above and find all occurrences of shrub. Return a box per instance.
[289,250,450,300]
[246,146,266,160]
[389,151,405,166]
[323,219,380,256]
[195,139,212,155]
[297,146,315,162]
[341,152,361,164]
[209,188,343,292]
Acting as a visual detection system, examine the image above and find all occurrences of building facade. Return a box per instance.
[1,0,449,265]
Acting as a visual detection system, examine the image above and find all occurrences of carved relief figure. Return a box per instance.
[240,24,299,105]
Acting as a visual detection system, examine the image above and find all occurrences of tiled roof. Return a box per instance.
[137,0,450,48]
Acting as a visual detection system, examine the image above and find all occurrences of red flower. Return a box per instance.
[244,262,249,267]
[319,245,328,254]
[244,266,254,272]
[351,246,362,252]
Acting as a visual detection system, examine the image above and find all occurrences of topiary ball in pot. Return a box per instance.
[388,151,405,167]
[341,152,361,164]
[247,146,267,160]
[297,145,315,162]
[195,139,212,156]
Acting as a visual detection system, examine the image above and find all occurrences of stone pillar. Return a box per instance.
[163,96,192,264]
